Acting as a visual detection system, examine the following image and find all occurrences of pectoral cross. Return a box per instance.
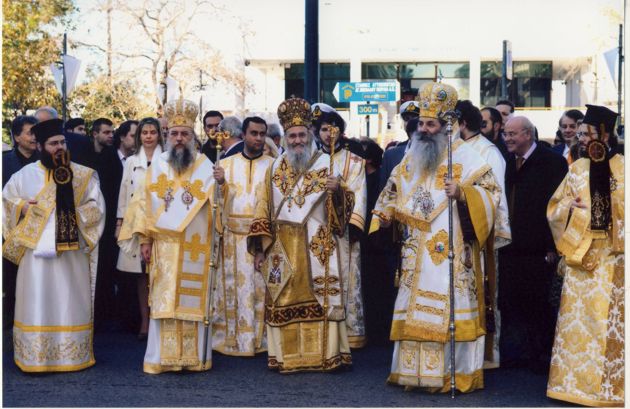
[286,192,293,211]
[411,186,434,219]
[181,180,205,210]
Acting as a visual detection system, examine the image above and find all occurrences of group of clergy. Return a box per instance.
[2,81,623,407]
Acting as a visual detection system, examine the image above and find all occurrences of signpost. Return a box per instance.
[332,81,399,103]
[50,33,81,123]
[357,104,378,115]
[334,81,399,138]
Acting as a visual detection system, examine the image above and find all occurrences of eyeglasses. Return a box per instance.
[576,131,597,138]
[504,129,527,138]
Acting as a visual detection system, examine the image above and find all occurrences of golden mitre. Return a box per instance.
[417,82,458,120]
[277,97,311,131]
[164,97,199,129]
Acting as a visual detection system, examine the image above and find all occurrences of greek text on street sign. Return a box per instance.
[333,81,399,103]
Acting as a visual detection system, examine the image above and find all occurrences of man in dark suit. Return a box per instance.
[65,117,87,135]
[498,115,568,373]
[86,117,124,330]
[379,117,418,192]
[3,116,39,186]
[62,129,93,167]
[551,109,584,164]
[217,116,244,159]
[2,115,40,328]
[201,110,223,162]
[359,139,392,345]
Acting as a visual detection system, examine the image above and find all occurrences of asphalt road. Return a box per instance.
[3,329,576,407]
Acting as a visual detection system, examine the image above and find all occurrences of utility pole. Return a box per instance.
[501,40,512,100]
[198,70,205,124]
[62,33,67,123]
[158,61,168,116]
[304,0,319,103]
[193,69,209,136]
[106,0,113,86]
[617,24,623,133]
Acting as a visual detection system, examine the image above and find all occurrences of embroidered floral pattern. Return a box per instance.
[265,302,324,325]
[425,229,449,265]
[271,158,297,196]
[249,219,272,236]
[309,225,336,266]
[434,163,463,190]
[13,331,91,364]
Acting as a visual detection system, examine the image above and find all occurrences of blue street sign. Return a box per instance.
[358,104,378,115]
[333,81,399,103]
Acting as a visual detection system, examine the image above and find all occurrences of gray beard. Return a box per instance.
[410,127,448,174]
[167,143,194,174]
[286,145,312,173]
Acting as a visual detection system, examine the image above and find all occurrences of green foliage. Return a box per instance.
[69,73,155,125]
[2,0,75,122]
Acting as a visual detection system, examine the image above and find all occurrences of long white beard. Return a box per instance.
[286,144,313,172]
[409,127,449,174]
[167,139,196,174]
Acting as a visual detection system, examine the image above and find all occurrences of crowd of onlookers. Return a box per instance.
[2,99,621,365]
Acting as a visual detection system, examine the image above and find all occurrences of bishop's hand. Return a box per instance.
[213,165,225,185]
[326,175,340,192]
[444,179,463,201]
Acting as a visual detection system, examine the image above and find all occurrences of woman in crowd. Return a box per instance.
[263,136,279,158]
[115,117,164,340]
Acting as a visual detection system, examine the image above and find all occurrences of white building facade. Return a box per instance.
[199,0,624,144]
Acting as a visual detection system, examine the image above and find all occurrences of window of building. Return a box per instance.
[284,63,350,108]
[362,62,470,100]
[480,61,552,108]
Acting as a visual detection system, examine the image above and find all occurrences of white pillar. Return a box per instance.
[348,57,362,137]
[469,56,481,106]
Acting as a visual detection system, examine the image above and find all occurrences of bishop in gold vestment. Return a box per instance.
[119,98,220,374]
[248,98,355,373]
[371,83,502,393]
[546,105,624,407]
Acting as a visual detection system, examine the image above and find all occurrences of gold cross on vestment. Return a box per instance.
[183,233,207,262]
[149,174,175,198]
[149,174,176,211]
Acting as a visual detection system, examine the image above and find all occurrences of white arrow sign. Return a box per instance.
[50,55,81,95]
[156,76,180,104]
[603,47,619,87]
[332,82,340,102]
